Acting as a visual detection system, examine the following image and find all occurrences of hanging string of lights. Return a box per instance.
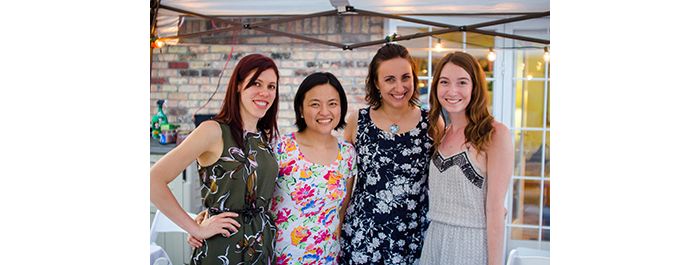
[429,36,551,62]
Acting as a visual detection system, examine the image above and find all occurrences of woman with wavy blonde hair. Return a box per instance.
[421,51,513,265]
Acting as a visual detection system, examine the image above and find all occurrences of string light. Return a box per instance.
[543,47,550,62]
[487,48,496,62]
[151,37,165,49]
[434,39,444,52]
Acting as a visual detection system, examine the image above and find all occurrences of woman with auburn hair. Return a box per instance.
[151,54,280,265]
[420,51,513,265]
[340,43,435,264]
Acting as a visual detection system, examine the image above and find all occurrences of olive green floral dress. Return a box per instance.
[191,122,279,265]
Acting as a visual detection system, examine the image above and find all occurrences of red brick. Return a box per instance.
[151,77,168,84]
[168,62,189,69]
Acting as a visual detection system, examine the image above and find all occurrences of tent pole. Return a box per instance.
[150,0,161,85]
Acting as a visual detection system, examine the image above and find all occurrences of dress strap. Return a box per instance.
[356,107,371,134]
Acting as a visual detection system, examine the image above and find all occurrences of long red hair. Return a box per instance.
[213,54,279,147]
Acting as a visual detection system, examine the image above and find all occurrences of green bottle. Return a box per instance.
[151,99,169,139]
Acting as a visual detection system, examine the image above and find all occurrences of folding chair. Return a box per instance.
[506,247,550,265]
[150,210,197,265]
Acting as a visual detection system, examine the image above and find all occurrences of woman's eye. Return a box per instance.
[329,102,338,107]
[310,103,320,108]
[402,75,411,81]
[439,80,448,85]
[268,84,277,90]
[459,81,468,86]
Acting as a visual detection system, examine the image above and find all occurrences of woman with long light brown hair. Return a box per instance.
[421,51,513,265]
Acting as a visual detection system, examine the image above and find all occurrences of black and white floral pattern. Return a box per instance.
[340,107,433,265]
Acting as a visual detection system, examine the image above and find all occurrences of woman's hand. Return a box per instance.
[187,211,208,248]
[190,212,241,244]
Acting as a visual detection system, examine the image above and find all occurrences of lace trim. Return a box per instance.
[432,152,484,188]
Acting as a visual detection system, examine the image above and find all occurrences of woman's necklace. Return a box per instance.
[379,107,407,135]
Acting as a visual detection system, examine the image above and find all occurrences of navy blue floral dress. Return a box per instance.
[340,107,433,265]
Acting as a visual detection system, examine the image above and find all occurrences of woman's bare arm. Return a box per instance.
[485,122,514,265]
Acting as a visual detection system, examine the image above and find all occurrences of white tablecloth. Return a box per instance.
[150,244,172,265]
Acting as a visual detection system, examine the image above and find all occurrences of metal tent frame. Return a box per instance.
[150,0,549,50]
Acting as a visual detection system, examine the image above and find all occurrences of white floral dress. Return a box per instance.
[271,133,356,264]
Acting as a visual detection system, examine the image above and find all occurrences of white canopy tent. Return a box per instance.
[156,0,549,15]
[152,0,549,49]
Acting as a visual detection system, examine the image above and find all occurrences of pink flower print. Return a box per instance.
[275,208,291,225]
[291,184,314,204]
[279,160,296,176]
[313,229,331,245]
[276,253,291,265]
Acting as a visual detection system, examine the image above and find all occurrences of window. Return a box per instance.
[505,29,550,252]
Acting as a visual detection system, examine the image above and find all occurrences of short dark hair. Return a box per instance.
[365,43,420,110]
[293,72,348,132]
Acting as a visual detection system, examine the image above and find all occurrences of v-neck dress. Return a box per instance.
[419,148,488,265]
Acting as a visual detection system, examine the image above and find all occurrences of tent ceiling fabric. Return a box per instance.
[153,0,549,48]
[158,0,549,16]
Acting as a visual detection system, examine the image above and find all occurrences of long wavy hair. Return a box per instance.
[428,51,494,153]
[213,54,279,147]
[365,43,421,110]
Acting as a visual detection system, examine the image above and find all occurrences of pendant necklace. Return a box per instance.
[379,107,405,135]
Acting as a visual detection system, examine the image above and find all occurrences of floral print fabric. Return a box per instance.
[272,133,356,265]
[192,123,279,265]
[340,107,433,265]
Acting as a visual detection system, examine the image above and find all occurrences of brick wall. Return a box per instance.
[150,15,385,135]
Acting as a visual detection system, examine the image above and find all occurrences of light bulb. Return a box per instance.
[435,39,444,52]
[152,38,165,49]
[543,47,550,62]
[487,48,496,62]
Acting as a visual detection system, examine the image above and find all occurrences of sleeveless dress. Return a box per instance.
[419,148,488,265]
[340,107,433,265]
[191,122,279,265]
[271,133,356,265]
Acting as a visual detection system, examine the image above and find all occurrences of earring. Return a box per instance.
[301,115,304,118]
